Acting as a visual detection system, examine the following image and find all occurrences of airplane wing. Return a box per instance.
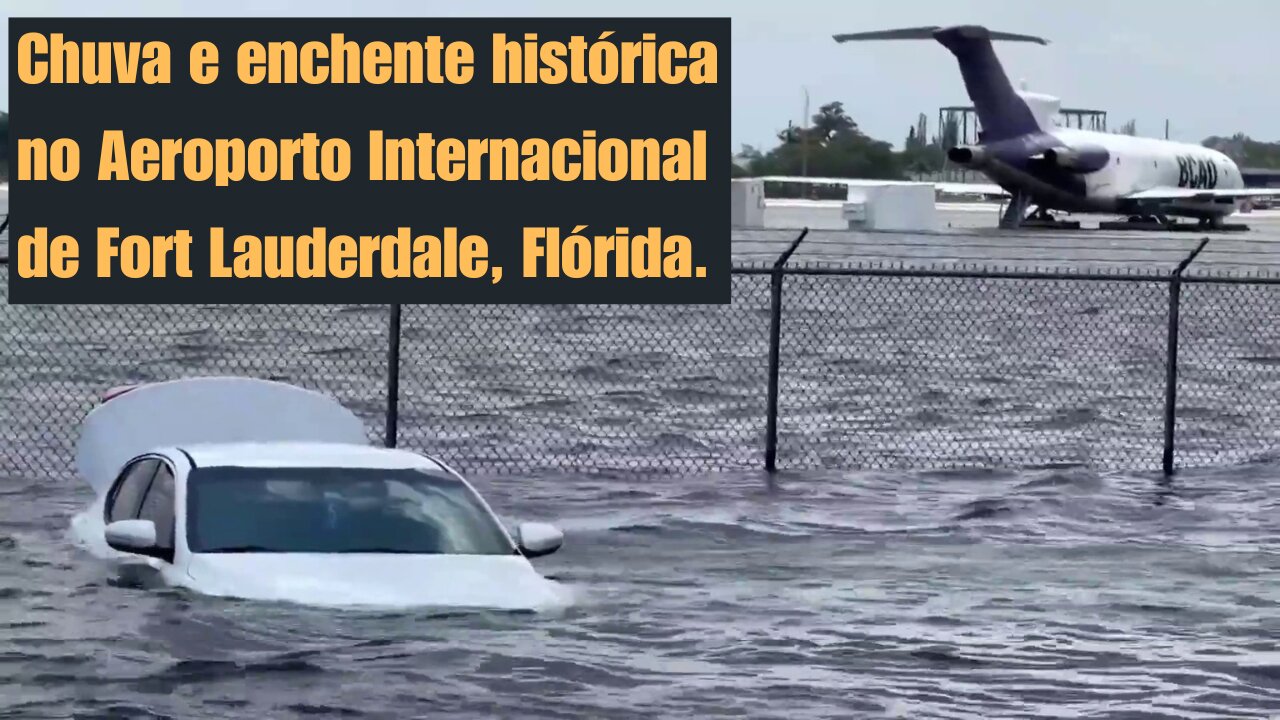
[755,175,1010,198]
[1123,187,1280,201]
[833,26,1050,46]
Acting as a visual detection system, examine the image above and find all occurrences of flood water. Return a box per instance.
[2,215,1280,717]
[2,460,1279,718]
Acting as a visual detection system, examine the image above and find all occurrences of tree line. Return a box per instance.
[0,106,1276,184]
[1203,133,1280,169]
[730,102,949,196]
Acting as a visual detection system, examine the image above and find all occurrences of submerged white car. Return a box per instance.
[70,377,569,611]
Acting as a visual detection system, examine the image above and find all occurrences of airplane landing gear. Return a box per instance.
[1115,213,1171,228]
[1101,212,1178,230]
[1194,216,1249,231]
[1099,213,1250,232]
[999,191,1031,229]
[998,194,1082,230]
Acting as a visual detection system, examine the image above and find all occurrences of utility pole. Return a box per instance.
[1165,119,1170,140]
[801,86,810,178]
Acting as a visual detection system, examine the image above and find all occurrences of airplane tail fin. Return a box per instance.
[833,25,1047,143]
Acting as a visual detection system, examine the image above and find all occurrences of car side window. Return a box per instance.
[105,458,160,523]
[137,464,176,557]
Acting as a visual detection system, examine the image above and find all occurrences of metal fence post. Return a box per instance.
[385,303,402,448]
[765,228,810,472]
[1162,237,1210,476]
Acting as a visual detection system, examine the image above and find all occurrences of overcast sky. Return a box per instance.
[4,0,1277,151]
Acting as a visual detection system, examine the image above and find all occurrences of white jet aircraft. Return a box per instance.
[773,25,1280,229]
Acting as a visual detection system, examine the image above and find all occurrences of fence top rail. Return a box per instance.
[6,254,1279,284]
[731,227,1280,282]
[731,263,1280,283]
[731,264,1177,282]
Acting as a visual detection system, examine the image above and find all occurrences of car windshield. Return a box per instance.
[186,466,516,555]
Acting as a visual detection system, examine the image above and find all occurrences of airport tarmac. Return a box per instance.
[733,202,1280,277]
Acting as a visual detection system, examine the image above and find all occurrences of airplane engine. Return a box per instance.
[1041,145,1109,174]
[946,145,989,167]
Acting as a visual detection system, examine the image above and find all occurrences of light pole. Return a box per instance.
[801,86,810,178]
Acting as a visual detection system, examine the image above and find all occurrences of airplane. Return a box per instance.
[777,25,1280,230]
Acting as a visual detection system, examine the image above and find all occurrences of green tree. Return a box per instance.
[810,101,857,141]
[736,100,969,187]
[1203,133,1280,169]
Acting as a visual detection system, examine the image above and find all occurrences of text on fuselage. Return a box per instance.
[1177,155,1218,189]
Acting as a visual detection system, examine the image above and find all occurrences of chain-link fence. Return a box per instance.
[393,274,773,475]
[3,231,1280,480]
[0,278,390,481]
[1174,279,1280,468]
[772,271,1172,471]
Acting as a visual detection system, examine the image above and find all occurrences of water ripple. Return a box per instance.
[2,462,1280,717]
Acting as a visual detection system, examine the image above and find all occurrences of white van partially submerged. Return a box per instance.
[69,377,569,611]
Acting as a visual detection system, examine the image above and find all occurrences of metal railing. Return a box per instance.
[3,227,1280,480]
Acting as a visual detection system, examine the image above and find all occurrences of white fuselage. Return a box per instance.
[830,31,1276,226]
[991,90,1248,218]
[1052,127,1244,201]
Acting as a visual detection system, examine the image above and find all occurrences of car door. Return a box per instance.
[135,462,177,564]
[103,457,161,523]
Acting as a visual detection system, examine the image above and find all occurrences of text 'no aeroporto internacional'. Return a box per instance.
[7,18,732,305]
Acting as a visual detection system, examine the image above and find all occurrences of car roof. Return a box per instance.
[175,441,449,472]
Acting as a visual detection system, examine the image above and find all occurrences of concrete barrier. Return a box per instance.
[846,183,938,231]
[732,177,939,232]
[730,179,765,228]
[761,199,850,230]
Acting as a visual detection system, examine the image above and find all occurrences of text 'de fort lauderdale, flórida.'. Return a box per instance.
[16,225,705,281]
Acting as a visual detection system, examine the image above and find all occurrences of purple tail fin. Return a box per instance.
[833,25,1047,142]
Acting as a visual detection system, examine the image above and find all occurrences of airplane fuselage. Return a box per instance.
[984,128,1246,219]
[833,24,1279,227]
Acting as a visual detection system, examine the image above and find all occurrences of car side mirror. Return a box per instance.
[105,519,158,555]
[516,522,563,558]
